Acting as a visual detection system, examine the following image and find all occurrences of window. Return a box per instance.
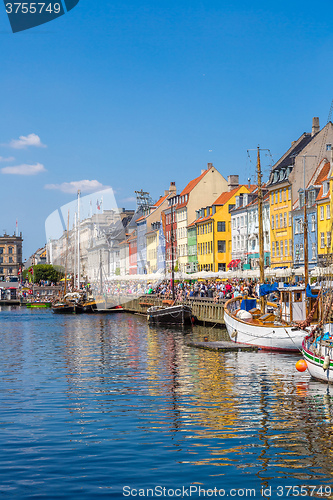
[289,239,293,258]
[0,257,3,264]
[8,247,13,254]
[321,232,325,248]
[276,241,279,256]
[311,215,316,232]
[327,205,330,219]
[289,213,292,226]
[271,193,274,205]
[218,240,226,253]
[288,187,291,201]
[285,240,288,256]
[320,206,324,220]
[295,243,299,260]
[280,240,283,256]
[228,204,235,213]
[9,257,13,263]
[276,214,279,229]
[272,242,275,257]
[300,243,304,261]
[237,218,240,228]
[283,188,287,201]
[327,231,331,249]
[279,189,282,202]
[9,268,12,274]
[312,243,316,260]
[323,182,329,196]
[299,192,304,208]
[279,213,283,228]
[295,220,298,234]
[271,215,274,229]
[0,268,3,274]
[0,248,3,255]
[283,212,287,227]
[327,144,332,151]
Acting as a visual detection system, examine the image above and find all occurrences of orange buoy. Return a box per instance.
[296,359,307,372]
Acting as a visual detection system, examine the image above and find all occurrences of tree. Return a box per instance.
[23,265,64,283]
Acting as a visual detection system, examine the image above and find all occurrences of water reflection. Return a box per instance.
[1,308,333,498]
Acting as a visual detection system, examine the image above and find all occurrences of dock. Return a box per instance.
[186,341,258,352]
[123,296,225,325]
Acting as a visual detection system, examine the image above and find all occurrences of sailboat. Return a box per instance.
[147,204,193,325]
[224,147,317,352]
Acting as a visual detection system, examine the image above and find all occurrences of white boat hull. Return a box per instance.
[302,336,333,383]
[224,308,306,352]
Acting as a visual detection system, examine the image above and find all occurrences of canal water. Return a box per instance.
[0,307,333,499]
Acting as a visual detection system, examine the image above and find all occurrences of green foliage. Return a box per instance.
[115,267,121,276]
[23,265,64,283]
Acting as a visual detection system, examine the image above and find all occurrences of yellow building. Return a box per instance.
[316,163,332,266]
[193,185,254,272]
[269,185,293,268]
[146,227,159,274]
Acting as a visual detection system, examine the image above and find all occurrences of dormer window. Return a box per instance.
[326,144,332,151]
[323,181,329,196]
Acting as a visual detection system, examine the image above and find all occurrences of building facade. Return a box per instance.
[0,232,23,281]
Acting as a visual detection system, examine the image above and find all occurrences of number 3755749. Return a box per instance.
[5,3,62,14]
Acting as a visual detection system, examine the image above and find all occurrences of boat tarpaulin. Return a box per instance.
[240,298,257,311]
[259,283,279,296]
[306,284,318,298]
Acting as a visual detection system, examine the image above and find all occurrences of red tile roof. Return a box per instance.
[153,193,168,208]
[213,185,256,205]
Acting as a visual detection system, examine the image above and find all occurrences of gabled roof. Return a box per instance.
[316,166,330,202]
[213,185,256,206]
[175,166,213,209]
[268,133,313,186]
[153,193,168,208]
[180,167,212,197]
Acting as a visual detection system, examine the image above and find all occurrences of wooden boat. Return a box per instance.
[301,291,333,383]
[224,147,314,352]
[52,292,83,314]
[224,294,312,352]
[147,303,192,325]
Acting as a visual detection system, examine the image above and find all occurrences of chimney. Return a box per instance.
[207,163,213,169]
[248,177,251,189]
[169,182,176,195]
[312,117,320,136]
[228,175,239,192]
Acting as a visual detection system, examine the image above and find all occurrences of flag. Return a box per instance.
[18,267,22,275]
[28,267,33,274]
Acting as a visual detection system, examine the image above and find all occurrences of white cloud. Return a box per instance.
[1,163,46,175]
[44,180,110,194]
[8,133,46,149]
[0,156,15,162]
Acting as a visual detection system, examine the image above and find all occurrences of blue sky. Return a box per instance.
[0,0,333,259]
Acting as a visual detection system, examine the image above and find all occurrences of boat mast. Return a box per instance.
[303,157,309,290]
[77,190,81,290]
[257,146,265,312]
[64,210,70,296]
[170,203,175,300]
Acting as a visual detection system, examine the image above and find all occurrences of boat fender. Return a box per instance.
[231,329,237,338]
[323,355,330,371]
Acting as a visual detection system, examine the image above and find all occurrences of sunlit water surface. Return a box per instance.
[0,307,332,499]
